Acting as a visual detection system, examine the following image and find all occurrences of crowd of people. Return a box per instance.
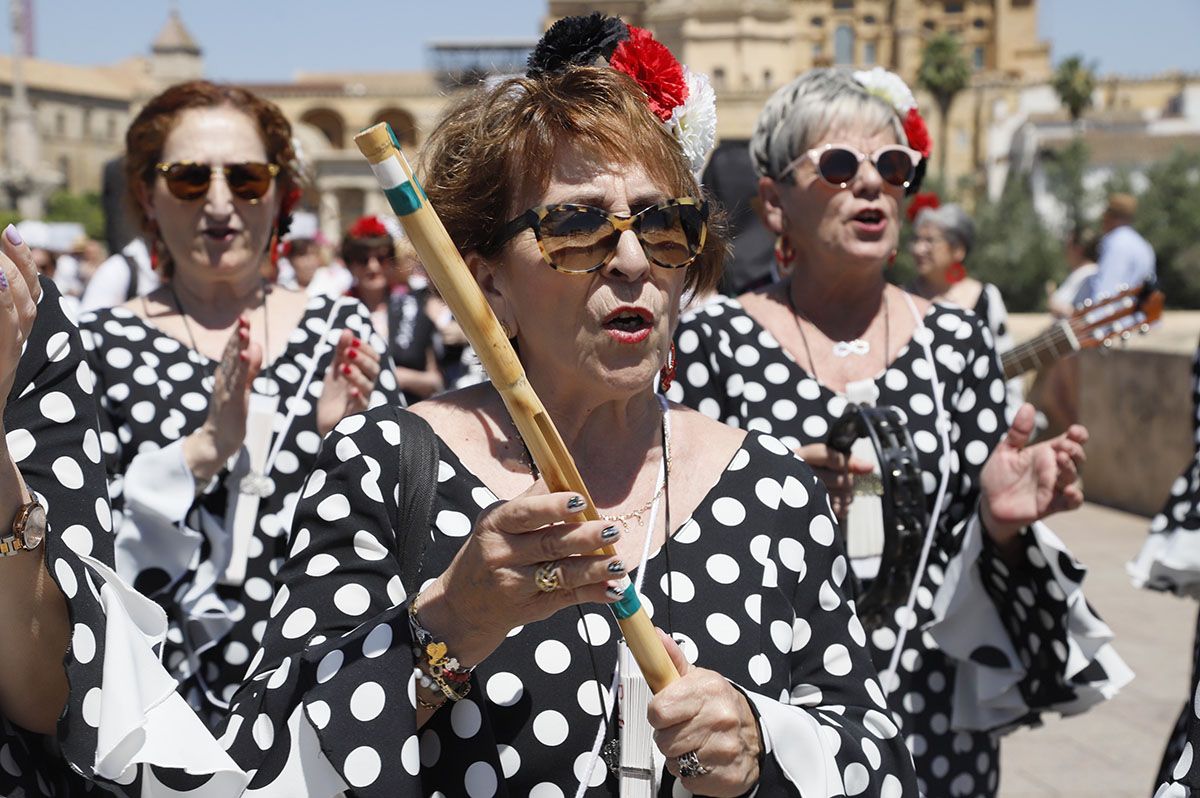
[0,11,1192,798]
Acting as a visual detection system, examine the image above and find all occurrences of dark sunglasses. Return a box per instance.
[155,161,280,202]
[500,198,709,274]
[785,144,922,190]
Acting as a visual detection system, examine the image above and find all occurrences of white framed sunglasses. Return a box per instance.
[783,143,923,190]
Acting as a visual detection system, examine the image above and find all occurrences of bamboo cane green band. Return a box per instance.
[385,183,422,216]
[610,590,642,620]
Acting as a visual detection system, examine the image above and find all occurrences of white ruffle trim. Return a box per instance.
[77,554,247,795]
[236,704,348,797]
[1129,530,1200,598]
[742,687,867,796]
[927,516,1133,732]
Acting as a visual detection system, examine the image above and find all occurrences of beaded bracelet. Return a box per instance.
[409,592,474,703]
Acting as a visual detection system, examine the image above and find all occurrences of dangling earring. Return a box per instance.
[500,319,516,339]
[148,221,161,271]
[946,261,967,284]
[658,343,677,392]
[773,234,795,268]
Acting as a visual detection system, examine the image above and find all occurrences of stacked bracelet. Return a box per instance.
[409,592,474,705]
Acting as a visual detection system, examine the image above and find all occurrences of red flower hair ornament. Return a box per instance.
[906,191,940,223]
[347,215,391,240]
[608,27,688,122]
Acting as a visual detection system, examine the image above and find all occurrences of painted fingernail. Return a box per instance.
[351,337,362,349]
[607,560,625,574]
[601,525,620,541]
[3,225,21,246]
[605,586,625,600]
[351,388,361,398]
[341,364,351,376]
[566,496,586,511]
[347,349,357,360]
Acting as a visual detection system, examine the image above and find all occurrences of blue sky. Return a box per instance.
[1,0,1198,81]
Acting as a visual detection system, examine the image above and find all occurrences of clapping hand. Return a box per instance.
[0,227,42,425]
[184,317,263,484]
[317,330,380,436]
[980,403,1087,551]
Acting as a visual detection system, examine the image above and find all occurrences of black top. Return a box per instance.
[217,404,919,796]
[671,296,1126,798]
[79,293,401,727]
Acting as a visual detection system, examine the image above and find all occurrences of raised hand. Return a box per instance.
[650,629,762,796]
[317,330,380,436]
[0,226,44,426]
[182,318,263,485]
[794,442,874,523]
[980,403,1087,550]
[415,485,626,669]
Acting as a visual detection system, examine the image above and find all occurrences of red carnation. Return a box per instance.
[903,108,932,159]
[608,26,688,122]
[906,191,941,222]
[281,187,302,216]
[348,215,390,239]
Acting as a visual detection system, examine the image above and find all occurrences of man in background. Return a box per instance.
[1077,192,1156,303]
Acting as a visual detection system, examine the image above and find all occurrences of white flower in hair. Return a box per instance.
[668,67,718,177]
[852,66,917,114]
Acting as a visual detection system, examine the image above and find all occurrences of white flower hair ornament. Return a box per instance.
[852,66,932,161]
[668,67,718,176]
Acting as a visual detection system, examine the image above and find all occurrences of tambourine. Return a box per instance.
[826,404,928,630]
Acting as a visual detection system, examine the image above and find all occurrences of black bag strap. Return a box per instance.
[122,252,140,301]
[393,407,441,596]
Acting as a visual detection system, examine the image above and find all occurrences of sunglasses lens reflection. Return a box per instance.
[164,164,212,200]
[162,163,276,202]
[876,149,915,187]
[537,203,707,273]
[818,148,860,186]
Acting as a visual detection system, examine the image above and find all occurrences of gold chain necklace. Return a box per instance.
[512,407,671,528]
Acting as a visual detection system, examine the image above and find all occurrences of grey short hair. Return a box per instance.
[749,67,907,181]
[914,203,975,256]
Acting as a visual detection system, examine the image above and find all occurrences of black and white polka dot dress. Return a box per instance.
[1,279,246,796]
[1133,338,1200,795]
[216,404,919,796]
[670,296,1130,798]
[77,293,401,729]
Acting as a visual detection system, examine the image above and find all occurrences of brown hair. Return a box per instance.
[419,66,726,295]
[124,80,300,274]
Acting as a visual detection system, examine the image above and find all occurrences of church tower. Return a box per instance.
[150,9,203,88]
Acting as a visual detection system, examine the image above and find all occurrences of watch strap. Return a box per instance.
[0,487,41,557]
[0,531,26,557]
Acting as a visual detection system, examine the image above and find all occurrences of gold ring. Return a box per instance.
[534,561,562,593]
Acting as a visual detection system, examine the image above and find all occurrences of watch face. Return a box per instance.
[21,504,46,549]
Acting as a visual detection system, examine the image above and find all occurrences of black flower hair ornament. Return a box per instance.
[526,12,629,77]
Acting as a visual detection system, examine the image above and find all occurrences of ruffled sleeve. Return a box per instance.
[924,313,1131,731]
[1,280,244,796]
[1130,340,1200,596]
[729,437,918,795]
[222,406,429,796]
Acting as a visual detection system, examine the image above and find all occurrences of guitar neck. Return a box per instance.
[1001,320,1080,379]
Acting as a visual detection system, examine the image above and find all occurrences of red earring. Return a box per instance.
[148,221,161,271]
[888,249,897,267]
[659,343,677,392]
[946,261,967,284]
[773,234,795,268]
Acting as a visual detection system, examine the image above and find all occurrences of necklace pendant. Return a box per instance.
[239,471,275,498]
[832,339,870,358]
[601,738,622,777]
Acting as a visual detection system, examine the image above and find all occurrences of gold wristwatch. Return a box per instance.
[0,488,46,557]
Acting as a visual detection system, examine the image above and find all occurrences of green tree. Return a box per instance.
[968,174,1063,312]
[917,32,971,184]
[1051,55,1096,125]
[1127,148,1200,308]
[44,191,105,241]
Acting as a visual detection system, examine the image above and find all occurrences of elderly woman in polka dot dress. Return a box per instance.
[0,230,246,794]
[217,21,919,798]
[77,81,400,728]
[1132,336,1200,796]
[670,67,1131,797]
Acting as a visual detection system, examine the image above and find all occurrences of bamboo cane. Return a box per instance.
[354,123,679,693]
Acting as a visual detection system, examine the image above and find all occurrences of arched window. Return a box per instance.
[371,108,417,148]
[834,25,855,65]
[299,108,346,149]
